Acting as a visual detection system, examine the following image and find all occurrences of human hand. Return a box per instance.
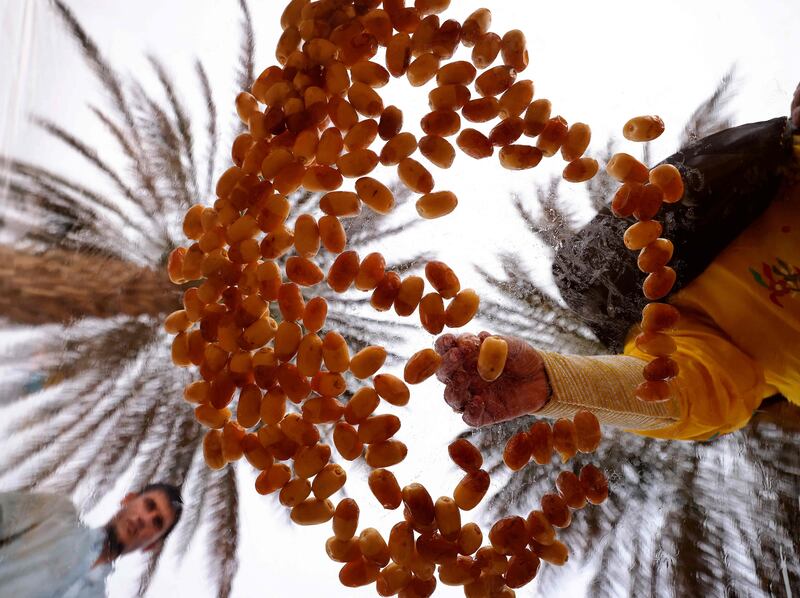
[434,331,551,427]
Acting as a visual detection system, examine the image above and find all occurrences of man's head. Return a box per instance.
[105,483,183,558]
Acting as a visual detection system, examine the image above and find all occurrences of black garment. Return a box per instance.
[552,117,793,353]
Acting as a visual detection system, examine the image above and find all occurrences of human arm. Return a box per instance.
[436,309,774,441]
[435,332,680,431]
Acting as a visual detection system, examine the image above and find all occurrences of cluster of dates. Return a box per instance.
[607,118,685,402]
[157,0,685,594]
[342,417,608,596]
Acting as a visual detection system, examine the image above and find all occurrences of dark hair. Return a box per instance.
[140,483,183,542]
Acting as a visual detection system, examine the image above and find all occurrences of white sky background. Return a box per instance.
[1,0,798,597]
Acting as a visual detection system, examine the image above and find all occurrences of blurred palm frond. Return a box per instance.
[680,65,738,148]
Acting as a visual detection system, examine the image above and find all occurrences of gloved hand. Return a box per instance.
[434,331,551,427]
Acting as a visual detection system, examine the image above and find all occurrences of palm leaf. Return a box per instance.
[234,0,255,99]
[31,117,150,218]
[585,138,617,213]
[196,60,218,196]
[475,255,605,354]
[680,65,738,148]
[88,105,166,220]
[51,0,142,149]
[147,55,199,200]
[229,0,256,142]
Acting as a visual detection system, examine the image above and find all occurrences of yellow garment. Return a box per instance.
[625,180,800,440]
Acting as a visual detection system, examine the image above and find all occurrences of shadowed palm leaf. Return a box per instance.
[0,1,418,596]
[469,69,799,596]
[680,65,737,148]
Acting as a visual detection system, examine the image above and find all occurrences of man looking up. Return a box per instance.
[0,483,183,597]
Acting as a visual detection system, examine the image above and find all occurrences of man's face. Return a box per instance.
[109,490,175,554]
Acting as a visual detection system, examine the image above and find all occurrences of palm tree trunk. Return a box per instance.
[0,245,182,325]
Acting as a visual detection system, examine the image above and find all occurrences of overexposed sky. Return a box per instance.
[1,1,798,597]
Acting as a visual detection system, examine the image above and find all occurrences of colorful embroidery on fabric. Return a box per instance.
[749,259,800,307]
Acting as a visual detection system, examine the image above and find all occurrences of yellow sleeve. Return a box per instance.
[623,312,776,440]
[537,311,776,441]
